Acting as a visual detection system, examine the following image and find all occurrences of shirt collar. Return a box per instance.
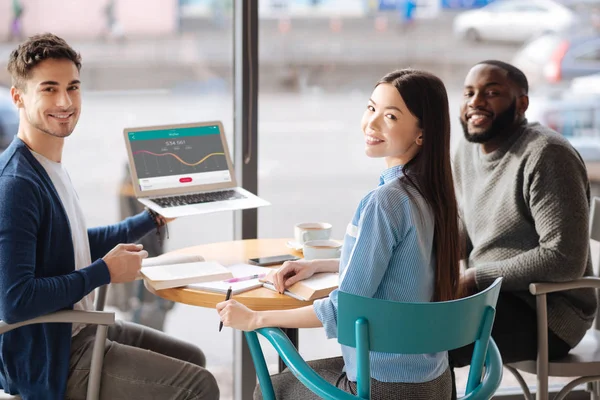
[379,164,404,186]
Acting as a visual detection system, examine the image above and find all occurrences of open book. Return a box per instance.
[136,253,204,280]
[261,271,339,301]
[187,264,274,295]
[142,253,205,268]
[140,253,233,290]
[184,264,338,300]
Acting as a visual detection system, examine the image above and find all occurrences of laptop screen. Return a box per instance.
[127,124,232,192]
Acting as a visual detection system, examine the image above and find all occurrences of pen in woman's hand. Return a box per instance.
[218,286,233,332]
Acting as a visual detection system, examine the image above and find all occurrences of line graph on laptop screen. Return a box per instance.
[128,124,232,192]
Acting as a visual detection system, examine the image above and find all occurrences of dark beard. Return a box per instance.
[461,100,517,144]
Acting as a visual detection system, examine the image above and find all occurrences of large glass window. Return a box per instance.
[0,0,237,396]
[2,0,599,398]
[256,0,600,397]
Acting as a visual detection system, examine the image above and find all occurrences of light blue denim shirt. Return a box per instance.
[313,164,448,383]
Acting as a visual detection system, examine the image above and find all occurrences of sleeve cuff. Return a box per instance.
[80,259,111,290]
[126,211,157,242]
[475,266,501,291]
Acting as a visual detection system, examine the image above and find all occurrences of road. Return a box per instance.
[0,14,520,92]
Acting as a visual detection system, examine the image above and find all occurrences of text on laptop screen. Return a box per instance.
[128,125,232,192]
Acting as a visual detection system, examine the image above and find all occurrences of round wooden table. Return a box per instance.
[144,238,310,311]
[144,238,311,376]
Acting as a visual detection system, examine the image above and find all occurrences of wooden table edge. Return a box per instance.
[144,238,317,310]
[145,284,316,311]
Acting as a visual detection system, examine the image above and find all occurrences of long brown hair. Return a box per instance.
[377,69,461,302]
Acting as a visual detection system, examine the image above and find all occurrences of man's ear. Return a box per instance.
[10,86,24,109]
[517,94,529,117]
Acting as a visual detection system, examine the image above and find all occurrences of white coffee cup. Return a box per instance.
[294,222,332,245]
[303,240,342,260]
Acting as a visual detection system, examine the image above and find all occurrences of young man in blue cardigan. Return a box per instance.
[0,33,219,400]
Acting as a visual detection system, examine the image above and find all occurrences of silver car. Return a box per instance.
[453,0,578,42]
[528,89,600,162]
[512,33,600,88]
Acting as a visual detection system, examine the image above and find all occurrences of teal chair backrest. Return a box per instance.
[337,277,503,399]
[246,277,503,400]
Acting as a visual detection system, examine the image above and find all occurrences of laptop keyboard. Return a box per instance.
[153,190,247,208]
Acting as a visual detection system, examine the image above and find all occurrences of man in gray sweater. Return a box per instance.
[450,60,597,370]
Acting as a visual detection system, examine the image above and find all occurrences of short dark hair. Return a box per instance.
[7,33,81,90]
[476,60,529,95]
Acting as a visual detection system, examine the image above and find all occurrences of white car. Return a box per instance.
[569,72,600,95]
[453,0,578,43]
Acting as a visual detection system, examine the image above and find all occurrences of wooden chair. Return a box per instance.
[505,196,600,400]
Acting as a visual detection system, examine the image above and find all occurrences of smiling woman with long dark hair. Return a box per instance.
[217,69,461,400]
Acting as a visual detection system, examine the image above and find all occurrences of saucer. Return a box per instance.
[286,240,304,252]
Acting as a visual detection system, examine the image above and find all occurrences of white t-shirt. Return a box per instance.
[31,151,94,337]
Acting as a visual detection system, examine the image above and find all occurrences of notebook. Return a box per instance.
[123,121,270,218]
[186,264,338,300]
[141,261,233,290]
[261,271,339,301]
[187,263,274,295]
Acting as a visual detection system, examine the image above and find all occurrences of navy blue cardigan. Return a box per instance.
[0,137,155,399]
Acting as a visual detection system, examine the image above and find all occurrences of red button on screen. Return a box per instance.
[179,177,192,183]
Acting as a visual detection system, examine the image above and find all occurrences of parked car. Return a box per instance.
[529,89,600,188]
[528,90,600,162]
[512,33,600,88]
[569,72,600,94]
[453,0,578,43]
[529,74,600,191]
[0,86,18,152]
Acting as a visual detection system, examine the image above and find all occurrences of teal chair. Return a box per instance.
[245,277,503,400]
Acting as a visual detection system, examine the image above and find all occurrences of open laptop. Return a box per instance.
[123,121,270,218]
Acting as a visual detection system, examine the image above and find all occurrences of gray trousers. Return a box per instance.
[255,357,452,400]
[66,320,219,400]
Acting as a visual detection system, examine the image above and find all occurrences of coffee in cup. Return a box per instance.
[303,240,342,260]
[294,222,332,245]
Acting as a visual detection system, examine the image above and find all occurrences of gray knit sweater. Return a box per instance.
[453,121,597,347]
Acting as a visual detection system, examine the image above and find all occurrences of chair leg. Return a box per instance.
[244,331,276,400]
[535,295,549,400]
[504,365,534,400]
[87,325,108,400]
[95,285,107,312]
[554,377,600,400]
[587,381,600,400]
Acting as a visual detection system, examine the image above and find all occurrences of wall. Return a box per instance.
[0,0,178,40]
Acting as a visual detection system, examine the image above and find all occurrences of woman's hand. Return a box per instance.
[216,299,258,331]
[272,260,319,294]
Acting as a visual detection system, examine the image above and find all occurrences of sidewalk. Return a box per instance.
[0,13,519,92]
